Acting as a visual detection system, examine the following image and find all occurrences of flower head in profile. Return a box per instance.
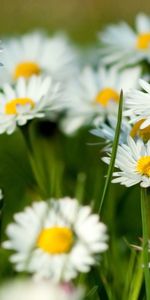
[0,75,64,134]
[90,116,131,146]
[61,65,140,135]
[3,197,108,282]
[126,79,150,135]
[103,137,150,187]
[0,280,84,300]
[2,31,77,83]
[99,13,150,68]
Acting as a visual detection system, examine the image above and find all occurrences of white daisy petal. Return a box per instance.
[3,198,108,282]
[98,14,150,68]
[0,75,66,134]
[2,31,77,83]
[103,137,150,188]
[61,65,140,135]
[0,279,84,300]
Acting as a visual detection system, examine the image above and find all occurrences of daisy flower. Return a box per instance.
[103,137,150,187]
[90,116,131,145]
[0,280,84,300]
[2,31,77,83]
[3,197,108,282]
[129,119,150,142]
[126,79,150,133]
[99,13,150,68]
[61,65,141,134]
[0,75,64,134]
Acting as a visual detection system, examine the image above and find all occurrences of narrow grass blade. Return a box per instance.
[75,173,86,203]
[99,90,123,214]
[0,196,4,244]
[141,188,150,299]
[128,253,143,300]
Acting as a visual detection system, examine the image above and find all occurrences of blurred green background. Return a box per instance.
[0,2,148,298]
[0,0,150,43]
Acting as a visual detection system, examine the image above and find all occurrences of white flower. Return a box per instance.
[0,75,65,134]
[90,116,131,145]
[99,13,150,68]
[0,280,83,300]
[61,65,141,134]
[103,137,150,187]
[2,31,77,83]
[126,79,150,131]
[3,197,108,282]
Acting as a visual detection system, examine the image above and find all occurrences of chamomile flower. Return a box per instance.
[61,65,140,134]
[3,198,108,282]
[0,280,83,300]
[90,116,131,145]
[2,31,77,83]
[99,13,150,68]
[129,119,150,142]
[126,79,150,132]
[0,75,64,134]
[103,137,150,187]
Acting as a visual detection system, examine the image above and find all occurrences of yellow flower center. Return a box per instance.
[95,88,119,107]
[5,98,35,115]
[136,33,150,50]
[37,227,73,254]
[130,119,150,142]
[136,156,150,177]
[14,61,41,79]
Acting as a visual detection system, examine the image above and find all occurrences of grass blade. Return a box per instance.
[141,188,150,299]
[99,90,123,214]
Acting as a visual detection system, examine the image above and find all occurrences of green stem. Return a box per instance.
[0,197,4,245]
[20,123,62,199]
[20,124,47,198]
[99,90,123,214]
[141,188,150,300]
[91,267,102,300]
[20,122,32,153]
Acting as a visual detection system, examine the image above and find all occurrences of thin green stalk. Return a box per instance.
[20,123,48,198]
[99,90,123,214]
[20,122,32,152]
[0,196,4,245]
[141,188,150,300]
[20,123,63,199]
[91,267,102,300]
[128,253,143,300]
[75,173,86,203]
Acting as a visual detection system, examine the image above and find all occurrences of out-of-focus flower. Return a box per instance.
[61,65,140,135]
[126,79,150,132]
[0,189,3,199]
[130,119,150,142]
[3,197,108,282]
[90,116,131,145]
[0,280,84,300]
[103,136,150,187]
[98,13,150,68]
[2,31,77,83]
[0,75,65,134]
